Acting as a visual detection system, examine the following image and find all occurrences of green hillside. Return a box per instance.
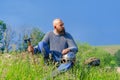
[0,44,120,80]
[96,45,120,54]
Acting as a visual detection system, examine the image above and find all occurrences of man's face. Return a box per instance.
[55,21,65,34]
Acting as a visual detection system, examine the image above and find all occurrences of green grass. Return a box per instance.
[0,44,120,80]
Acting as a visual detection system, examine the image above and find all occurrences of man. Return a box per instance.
[28,18,78,72]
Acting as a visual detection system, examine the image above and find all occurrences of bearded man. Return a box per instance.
[28,18,78,72]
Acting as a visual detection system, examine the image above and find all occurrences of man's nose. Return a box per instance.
[61,24,64,27]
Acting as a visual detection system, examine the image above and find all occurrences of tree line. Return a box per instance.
[0,20,45,53]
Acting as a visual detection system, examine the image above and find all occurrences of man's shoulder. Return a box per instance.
[45,31,54,37]
[64,32,74,39]
[65,32,72,37]
[46,31,53,35]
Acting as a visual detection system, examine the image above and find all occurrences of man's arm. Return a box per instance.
[42,32,50,44]
[66,33,78,53]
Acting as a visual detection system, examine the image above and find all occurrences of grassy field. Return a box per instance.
[0,44,120,80]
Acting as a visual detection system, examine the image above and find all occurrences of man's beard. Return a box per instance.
[56,28,65,34]
[60,28,65,34]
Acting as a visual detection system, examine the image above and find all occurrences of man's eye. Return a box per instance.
[60,24,63,26]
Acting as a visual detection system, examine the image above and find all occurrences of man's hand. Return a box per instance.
[62,48,70,55]
[27,45,34,54]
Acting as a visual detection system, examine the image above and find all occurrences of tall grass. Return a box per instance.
[0,43,120,80]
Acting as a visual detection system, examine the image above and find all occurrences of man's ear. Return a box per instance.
[54,26,56,29]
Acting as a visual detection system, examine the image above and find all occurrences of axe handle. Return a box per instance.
[28,41,31,46]
[27,41,34,55]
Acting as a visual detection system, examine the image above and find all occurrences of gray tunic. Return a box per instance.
[42,31,78,54]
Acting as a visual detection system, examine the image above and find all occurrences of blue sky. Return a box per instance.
[0,0,120,45]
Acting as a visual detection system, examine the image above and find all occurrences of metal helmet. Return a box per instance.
[61,52,76,63]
